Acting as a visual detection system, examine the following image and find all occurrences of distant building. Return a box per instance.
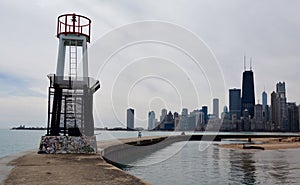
[188,110,201,131]
[276,82,288,130]
[242,109,250,131]
[262,91,267,112]
[160,108,168,123]
[270,82,289,131]
[181,108,188,130]
[270,91,277,130]
[201,106,208,124]
[127,108,134,130]
[254,104,264,130]
[148,111,155,130]
[164,111,174,130]
[264,105,271,130]
[213,98,219,118]
[221,106,230,120]
[229,88,241,119]
[174,116,181,131]
[287,103,299,131]
[241,70,255,118]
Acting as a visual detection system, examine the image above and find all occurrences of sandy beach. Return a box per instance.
[219,137,300,150]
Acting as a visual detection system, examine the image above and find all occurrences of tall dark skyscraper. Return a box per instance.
[262,91,267,112]
[201,106,208,124]
[241,70,255,118]
[127,108,134,130]
[229,88,241,119]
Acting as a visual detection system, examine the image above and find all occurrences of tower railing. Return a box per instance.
[57,13,91,42]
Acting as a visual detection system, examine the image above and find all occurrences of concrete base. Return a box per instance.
[38,135,97,154]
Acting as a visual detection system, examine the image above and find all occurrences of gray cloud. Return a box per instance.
[1,0,299,128]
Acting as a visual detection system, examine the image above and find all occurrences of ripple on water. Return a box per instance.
[124,141,300,185]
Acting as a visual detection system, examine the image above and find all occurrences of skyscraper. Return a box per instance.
[287,103,299,131]
[276,82,288,130]
[229,88,241,119]
[254,104,264,130]
[148,111,155,130]
[201,106,208,124]
[270,91,277,130]
[241,70,255,118]
[160,108,168,123]
[181,108,188,130]
[213,98,219,118]
[262,91,267,112]
[126,108,134,130]
[271,82,288,131]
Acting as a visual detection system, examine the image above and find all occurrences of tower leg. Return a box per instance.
[50,87,62,136]
[83,87,94,136]
[56,37,66,76]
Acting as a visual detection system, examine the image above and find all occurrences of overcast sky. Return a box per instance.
[1,0,300,129]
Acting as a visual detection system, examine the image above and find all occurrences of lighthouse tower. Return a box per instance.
[39,14,100,154]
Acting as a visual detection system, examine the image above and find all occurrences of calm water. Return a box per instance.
[124,141,300,185]
[0,129,45,158]
[1,129,300,184]
[0,129,172,158]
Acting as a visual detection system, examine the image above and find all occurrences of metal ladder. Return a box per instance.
[67,39,78,129]
[69,39,78,79]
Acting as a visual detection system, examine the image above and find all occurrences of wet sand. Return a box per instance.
[220,137,300,150]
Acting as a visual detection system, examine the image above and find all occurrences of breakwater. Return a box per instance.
[99,135,190,167]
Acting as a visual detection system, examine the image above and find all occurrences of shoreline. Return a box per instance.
[0,150,35,185]
[2,136,300,185]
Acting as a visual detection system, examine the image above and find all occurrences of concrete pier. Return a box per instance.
[2,136,179,185]
[99,135,189,166]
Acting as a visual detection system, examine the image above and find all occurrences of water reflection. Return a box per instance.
[124,142,300,185]
[229,150,256,184]
[266,152,290,184]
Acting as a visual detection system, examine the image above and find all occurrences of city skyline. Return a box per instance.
[1,1,300,129]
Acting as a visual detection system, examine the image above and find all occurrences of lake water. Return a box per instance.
[124,141,300,185]
[0,129,173,158]
[1,129,300,184]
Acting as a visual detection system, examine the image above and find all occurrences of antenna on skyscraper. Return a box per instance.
[244,54,246,71]
[250,57,252,71]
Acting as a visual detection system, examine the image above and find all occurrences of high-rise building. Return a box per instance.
[221,106,230,120]
[254,104,263,121]
[148,111,155,130]
[271,82,288,131]
[276,82,288,130]
[254,104,264,130]
[164,111,174,130]
[229,88,241,119]
[126,108,134,130]
[181,108,188,130]
[160,108,168,123]
[201,106,208,124]
[262,91,267,112]
[213,98,219,118]
[270,91,277,130]
[287,103,299,131]
[241,70,255,118]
